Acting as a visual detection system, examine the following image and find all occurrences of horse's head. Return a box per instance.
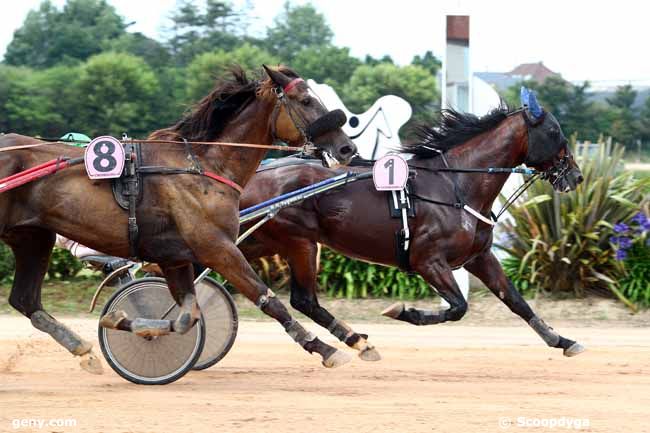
[520,87,583,192]
[262,65,357,168]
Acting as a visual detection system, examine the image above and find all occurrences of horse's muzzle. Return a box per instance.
[321,151,341,169]
[553,167,583,193]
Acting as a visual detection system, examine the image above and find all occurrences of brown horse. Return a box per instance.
[0,65,358,373]
[238,103,586,360]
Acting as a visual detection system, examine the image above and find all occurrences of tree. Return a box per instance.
[364,54,394,66]
[607,85,638,147]
[342,63,439,127]
[265,3,333,61]
[411,51,442,77]
[167,0,243,65]
[504,78,605,141]
[185,44,278,101]
[75,52,160,137]
[291,45,361,90]
[104,33,172,70]
[4,0,126,68]
[0,65,81,136]
[639,95,650,143]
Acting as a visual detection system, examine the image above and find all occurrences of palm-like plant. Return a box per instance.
[498,139,650,309]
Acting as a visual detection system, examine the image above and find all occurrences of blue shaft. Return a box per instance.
[239,172,351,218]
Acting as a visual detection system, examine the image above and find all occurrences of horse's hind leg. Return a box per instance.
[100,263,200,336]
[4,227,103,374]
[382,256,468,325]
[464,251,584,357]
[206,238,350,368]
[287,242,381,361]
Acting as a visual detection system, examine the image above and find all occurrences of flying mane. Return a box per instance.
[401,102,514,158]
[149,65,301,141]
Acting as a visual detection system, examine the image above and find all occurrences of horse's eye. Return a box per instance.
[301,97,311,106]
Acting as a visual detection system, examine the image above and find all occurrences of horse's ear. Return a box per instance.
[520,86,530,107]
[263,64,292,88]
[528,91,543,119]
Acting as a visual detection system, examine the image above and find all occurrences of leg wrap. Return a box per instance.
[327,319,361,345]
[256,289,276,309]
[283,319,316,350]
[398,308,445,326]
[132,318,172,337]
[529,316,560,347]
[30,311,92,356]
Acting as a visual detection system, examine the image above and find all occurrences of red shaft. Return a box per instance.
[0,160,71,193]
[0,159,60,184]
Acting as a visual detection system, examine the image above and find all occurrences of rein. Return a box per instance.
[0,138,312,154]
[407,154,542,224]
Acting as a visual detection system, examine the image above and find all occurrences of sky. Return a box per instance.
[0,0,648,84]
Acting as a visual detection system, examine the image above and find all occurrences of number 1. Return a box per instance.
[384,158,394,184]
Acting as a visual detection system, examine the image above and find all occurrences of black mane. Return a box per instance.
[401,103,514,157]
[171,66,258,141]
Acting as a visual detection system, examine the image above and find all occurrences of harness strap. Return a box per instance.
[203,171,243,194]
[283,78,304,94]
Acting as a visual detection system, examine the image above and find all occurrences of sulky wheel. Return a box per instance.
[98,277,206,385]
[192,277,238,371]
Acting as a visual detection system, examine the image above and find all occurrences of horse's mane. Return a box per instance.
[150,65,301,141]
[401,102,514,158]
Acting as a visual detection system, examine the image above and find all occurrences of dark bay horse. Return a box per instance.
[0,65,358,373]
[238,102,586,360]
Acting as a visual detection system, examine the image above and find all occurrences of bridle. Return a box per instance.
[407,108,575,223]
[269,78,346,166]
[520,108,573,189]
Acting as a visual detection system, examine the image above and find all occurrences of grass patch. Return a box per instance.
[0,276,107,316]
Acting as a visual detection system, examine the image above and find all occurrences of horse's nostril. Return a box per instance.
[577,175,584,184]
[339,145,353,156]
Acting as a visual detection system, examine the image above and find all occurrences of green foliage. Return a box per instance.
[185,44,279,101]
[75,52,160,137]
[498,141,650,307]
[47,248,84,279]
[411,50,442,77]
[265,2,333,61]
[103,33,172,70]
[318,248,431,299]
[0,243,15,283]
[4,0,126,68]
[342,63,439,126]
[607,85,639,147]
[0,64,82,136]
[291,45,361,90]
[167,0,243,65]
[619,242,650,307]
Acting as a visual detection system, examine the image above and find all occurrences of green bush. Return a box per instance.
[0,243,15,283]
[318,248,431,299]
[47,247,84,280]
[498,140,650,308]
[610,211,650,306]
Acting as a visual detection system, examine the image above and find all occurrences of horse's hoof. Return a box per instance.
[322,350,352,368]
[381,302,404,319]
[79,350,103,375]
[99,310,127,329]
[563,342,586,357]
[359,345,382,362]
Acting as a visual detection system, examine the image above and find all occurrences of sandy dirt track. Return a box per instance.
[1,316,649,433]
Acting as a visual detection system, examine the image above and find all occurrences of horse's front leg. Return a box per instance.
[200,237,351,368]
[99,263,200,337]
[464,250,585,357]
